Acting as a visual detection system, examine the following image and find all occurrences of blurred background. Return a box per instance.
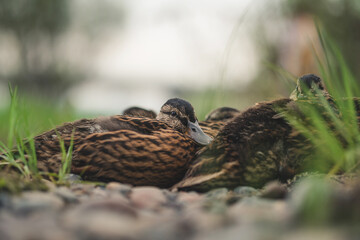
[0,0,359,138]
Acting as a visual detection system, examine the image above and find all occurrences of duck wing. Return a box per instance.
[34,116,171,161]
[199,121,226,138]
[40,128,200,188]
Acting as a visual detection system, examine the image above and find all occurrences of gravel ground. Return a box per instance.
[0,174,360,240]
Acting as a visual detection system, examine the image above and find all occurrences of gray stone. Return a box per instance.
[233,186,259,196]
[90,186,109,199]
[41,179,57,192]
[0,211,74,240]
[229,197,290,224]
[10,191,64,214]
[261,181,288,199]
[55,186,79,204]
[106,182,132,197]
[177,191,203,204]
[62,199,141,240]
[130,186,167,210]
[64,173,82,183]
[205,188,229,200]
[0,192,12,209]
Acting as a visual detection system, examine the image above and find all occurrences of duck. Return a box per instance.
[31,98,212,187]
[205,107,240,121]
[122,106,157,119]
[121,104,241,139]
[199,107,241,138]
[172,74,335,192]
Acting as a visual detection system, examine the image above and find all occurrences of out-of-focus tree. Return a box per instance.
[0,0,75,98]
[243,0,360,103]
[285,0,360,79]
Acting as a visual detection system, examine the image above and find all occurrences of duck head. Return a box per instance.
[123,107,157,119]
[157,98,213,145]
[205,107,240,121]
[290,74,329,100]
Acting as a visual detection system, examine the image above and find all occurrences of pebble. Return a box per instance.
[90,186,108,199]
[10,191,64,214]
[178,191,204,204]
[0,192,12,209]
[55,186,79,204]
[0,174,358,239]
[62,209,142,240]
[233,186,259,196]
[41,179,57,192]
[229,197,290,224]
[261,181,288,199]
[106,182,132,196]
[64,173,82,183]
[205,188,228,200]
[130,186,167,210]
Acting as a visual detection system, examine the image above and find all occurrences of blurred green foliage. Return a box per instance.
[0,96,77,143]
[0,0,79,98]
[0,0,70,35]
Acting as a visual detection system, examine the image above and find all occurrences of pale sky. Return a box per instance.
[69,0,271,113]
[0,0,284,113]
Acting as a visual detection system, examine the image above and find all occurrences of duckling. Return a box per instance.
[199,107,241,138]
[123,106,157,119]
[173,74,333,192]
[32,98,212,187]
[205,107,240,121]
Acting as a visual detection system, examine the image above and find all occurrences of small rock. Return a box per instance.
[229,197,289,224]
[162,189,178,202]
[62,200,141,240]
[205,188,228,200]
[55,186,79,204]
[69,197,136,217]
[70,184,95,196]
[202,188,230,214]
[182,205,231,232]
[64,211,141,240]
[178,191,203,204]
[90,186,108,199]
[233,186,259,196]
[139,216,196,240]
[261,181,288,199]
[106,182,132,197]
[11,191,64,214]
[0,211,75,240]
[64,173,82,183]
[130,186,167,209]
[41,179,57,192]
[0,193,12,209]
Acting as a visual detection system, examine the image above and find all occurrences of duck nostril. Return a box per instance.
[192,128,197,132]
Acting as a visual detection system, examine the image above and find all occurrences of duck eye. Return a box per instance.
[170,111,177,117]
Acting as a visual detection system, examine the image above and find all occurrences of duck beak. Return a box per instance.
[187,120,213,145]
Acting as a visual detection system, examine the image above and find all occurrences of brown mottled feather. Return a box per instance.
[123,107,157,119]
[173,74,347,192]
[71,129,198,187]
[199,121,226,138]
[173,98,297,192]
[205,107,240,121]
[34,116,202,187]
[32,98,211,187]
[199,107,241,138]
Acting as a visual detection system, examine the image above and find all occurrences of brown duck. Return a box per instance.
[33,98,212,187]
[120,104,240,138]
[122,106,157,119]
[200,107,240,138]
[173,74,336,192]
